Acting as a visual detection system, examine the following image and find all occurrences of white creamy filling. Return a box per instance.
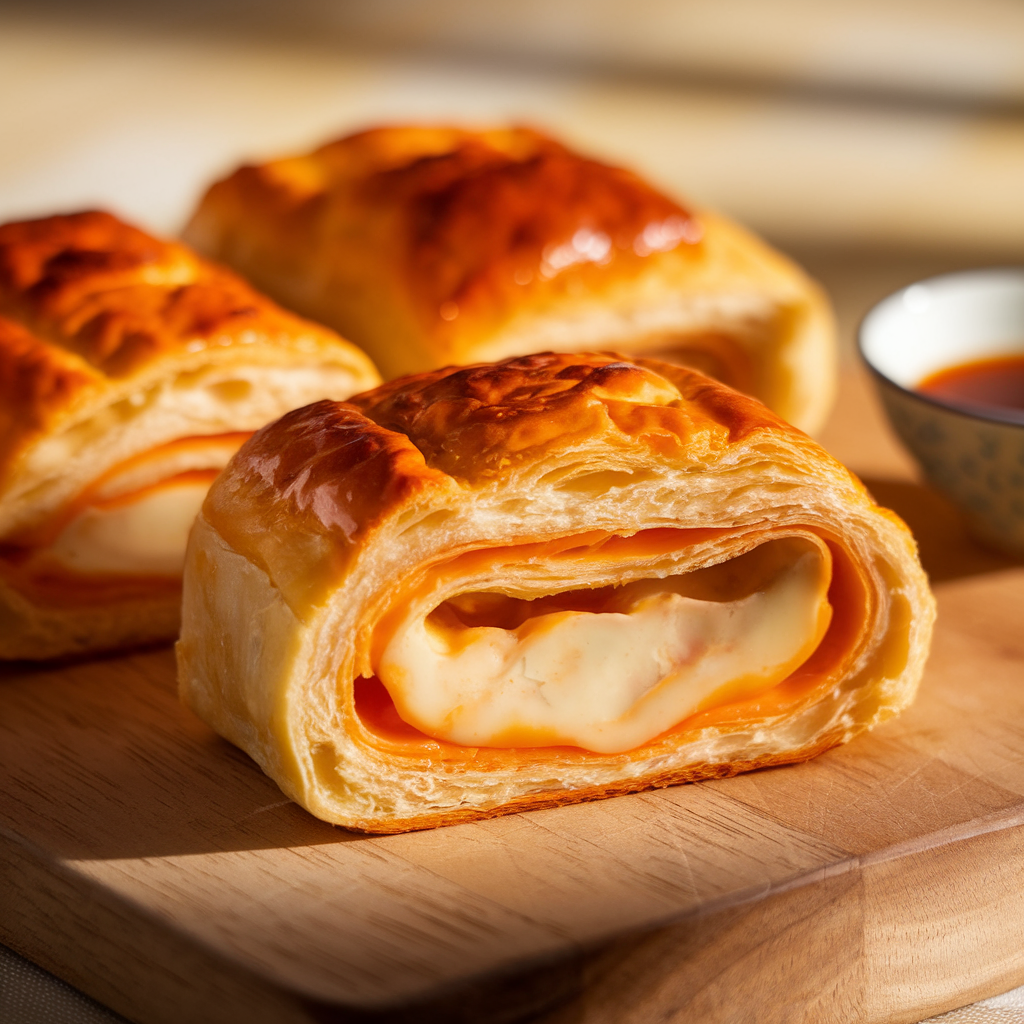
[46,479,213,577]
[377,544,831,754]
[30,435,245,578]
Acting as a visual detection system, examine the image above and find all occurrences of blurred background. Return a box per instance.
[1,0,1023,456]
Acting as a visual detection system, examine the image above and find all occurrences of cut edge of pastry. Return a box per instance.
[0,351,376,538]
[179,509,929,833]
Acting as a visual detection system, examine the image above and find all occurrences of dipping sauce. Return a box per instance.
[918,354,1024,414]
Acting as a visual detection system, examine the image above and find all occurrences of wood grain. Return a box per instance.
[2,365,1023,1024]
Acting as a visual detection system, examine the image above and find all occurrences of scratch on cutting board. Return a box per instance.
[230,799,295,827]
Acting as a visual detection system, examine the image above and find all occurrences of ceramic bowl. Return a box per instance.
[858,268,1024,558]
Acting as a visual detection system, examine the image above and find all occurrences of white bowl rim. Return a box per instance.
[857,266,1024,429]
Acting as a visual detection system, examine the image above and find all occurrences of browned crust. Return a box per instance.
[350,350,799,472]
[231,351,800,499]
[221,350,801,513]
[0,209,372,502]
[0,315,98,487]
[204,352,815,610]
[340,733,846,834]
[205,397,452,610]
[1,211,299,376]
[187,126,703,356]
[349,126,694,321]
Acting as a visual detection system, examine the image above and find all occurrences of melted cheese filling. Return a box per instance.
[46,477,215,576]
[376,539,832,754]
[26,435,246,578]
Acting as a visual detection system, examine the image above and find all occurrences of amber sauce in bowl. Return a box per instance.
[918,354,1024,417]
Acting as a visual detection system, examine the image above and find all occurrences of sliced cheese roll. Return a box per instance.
[184,125,837,435]
[177,353,934,833]
[0,211,380,659]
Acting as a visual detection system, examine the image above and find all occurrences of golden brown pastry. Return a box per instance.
[0,210,380,659]
[184,125,836,435]
[177,352,933,833]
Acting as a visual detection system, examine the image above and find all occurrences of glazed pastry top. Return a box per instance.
[204,351,851,614]
[198,127,701,329]
[0,210,378,528]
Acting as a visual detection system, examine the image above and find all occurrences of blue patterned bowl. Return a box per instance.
[859,269,1024,557]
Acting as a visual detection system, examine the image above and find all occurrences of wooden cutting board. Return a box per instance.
[2,367,1024,1024]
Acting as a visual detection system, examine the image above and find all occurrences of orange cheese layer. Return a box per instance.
[352,528,868,764]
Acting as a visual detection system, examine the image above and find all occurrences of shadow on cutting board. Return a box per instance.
[0,644,368,860]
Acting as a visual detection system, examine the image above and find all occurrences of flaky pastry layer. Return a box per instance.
[178,353,933,832]
[0,211,380,659]
[184,125,837,435]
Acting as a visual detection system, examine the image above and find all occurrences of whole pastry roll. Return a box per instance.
[183,125,837,435]
[0,211,379,660]
[177,352,933,833]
